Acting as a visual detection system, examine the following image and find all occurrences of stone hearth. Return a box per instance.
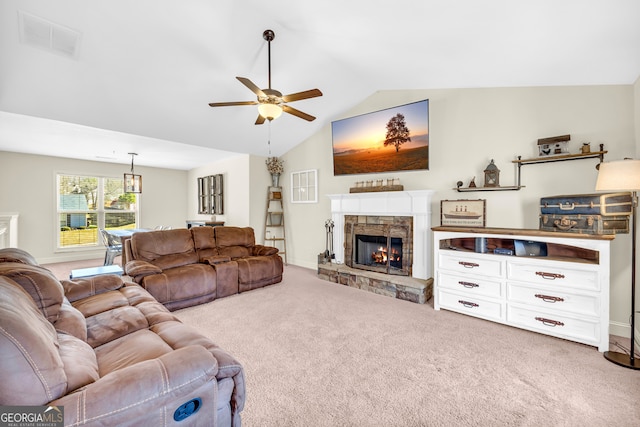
[321,191,435,303]
[317,262,433,304]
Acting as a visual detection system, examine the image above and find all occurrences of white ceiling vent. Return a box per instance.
[18,11,81,58]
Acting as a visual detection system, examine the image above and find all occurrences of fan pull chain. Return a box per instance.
[267,121,272,156]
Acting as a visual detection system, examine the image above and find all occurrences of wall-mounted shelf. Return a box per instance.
[512,149,607,166]
[455,185,524,192]
[455,144,606,192]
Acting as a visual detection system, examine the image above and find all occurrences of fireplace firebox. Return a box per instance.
[354,234,404,273]
[345,216,412,276]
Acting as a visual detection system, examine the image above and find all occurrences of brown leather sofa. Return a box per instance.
[0,248,245,426]
[124,226,283,311]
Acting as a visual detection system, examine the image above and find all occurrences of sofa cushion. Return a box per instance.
[131,228,198,269]
[94,329,174,376]
[192,226,217,250]
[54,298,88,342]
[57,332,99,393]
[0,247,39,265]
[85,305,150,348]
[215,226,255,248]
[61,274,126,303]
[124,260,162,278]
[0,277,67,405]
[254,245,279,256]
[72,288,130,319]
[217,245,253,259]
[0,263,64,323]
[192,226,220,261]
[139,263,217,310]
[236,255,284,291]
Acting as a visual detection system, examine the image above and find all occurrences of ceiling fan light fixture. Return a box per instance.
[209,29,322,124]
[258,103,283,120]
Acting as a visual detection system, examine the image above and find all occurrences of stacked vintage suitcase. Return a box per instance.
[539,192,632,234]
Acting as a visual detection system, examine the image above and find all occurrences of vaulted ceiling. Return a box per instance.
[1,0,639,170]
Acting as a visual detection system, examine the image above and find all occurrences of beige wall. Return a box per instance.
[0,151,187,263]
[1,82,637,337]
[280,84,636,337]
[636,75,640,156]
[187,153,251,227]
[186,153,274,241]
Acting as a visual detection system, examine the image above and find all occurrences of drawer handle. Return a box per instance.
[459,281,479,288]
[459,261,480,268]
[534,294,565,303]
[535,317,565,327]
[535,271,565,280]
[458,300,479,308]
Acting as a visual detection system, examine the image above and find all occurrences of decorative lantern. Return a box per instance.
[483,159,500,187]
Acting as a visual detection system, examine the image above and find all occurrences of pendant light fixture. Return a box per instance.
[124,152,142,193]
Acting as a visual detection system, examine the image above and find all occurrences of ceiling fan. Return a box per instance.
[208,29,322,125]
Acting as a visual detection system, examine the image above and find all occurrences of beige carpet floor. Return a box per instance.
[173,266,640,427]
[44,260,640,426]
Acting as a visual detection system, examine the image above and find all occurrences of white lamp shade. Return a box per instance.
[258,103,283,120]
[595,159,640,192]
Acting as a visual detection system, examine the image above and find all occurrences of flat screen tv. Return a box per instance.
[331,99,429,176]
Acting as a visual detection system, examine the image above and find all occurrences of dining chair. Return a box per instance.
[99,228,123,266]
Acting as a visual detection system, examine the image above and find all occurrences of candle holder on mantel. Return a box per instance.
[349,178,403,193]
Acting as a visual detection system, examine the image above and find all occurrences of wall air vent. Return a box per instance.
[18,10,81,59]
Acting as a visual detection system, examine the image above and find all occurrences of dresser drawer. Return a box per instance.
[438,289,504,322]
[507,283,599,317]
[438,272,503,299]
[507,260,599,291]
[507,305,599,345]
[438,252,505,277]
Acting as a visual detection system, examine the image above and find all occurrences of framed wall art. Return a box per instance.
[291,169,318,203]
[331,99,429,175]
[440,199,486,227]
[197,174,224,215]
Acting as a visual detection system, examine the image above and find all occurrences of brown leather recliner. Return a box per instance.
[125,228,219,311]
[213,227,284,292]
[125,226,283,309]
[0,248,245,426]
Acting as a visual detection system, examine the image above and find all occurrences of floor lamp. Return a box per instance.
[595,158,640,369]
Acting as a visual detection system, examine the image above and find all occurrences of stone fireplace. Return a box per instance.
[327,190,434,279]
[318,191,435,304]
[344,215,412,276]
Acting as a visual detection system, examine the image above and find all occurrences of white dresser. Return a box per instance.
[432,227,613,351]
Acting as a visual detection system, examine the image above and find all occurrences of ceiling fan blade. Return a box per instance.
[208,101,258,107]
[282,89,323,103]
[236,77,266,97]
[282,104,316,122]
[255,114,266,125]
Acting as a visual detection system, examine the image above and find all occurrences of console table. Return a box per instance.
[185,220,225,229]
[70,265,124,279]
[432,226,613,351]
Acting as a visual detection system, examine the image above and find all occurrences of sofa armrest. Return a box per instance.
[61,275,125,303]
[201,255,232,265]
[125,260,163,281]
[51,346,218,425]
[252,245,279,256]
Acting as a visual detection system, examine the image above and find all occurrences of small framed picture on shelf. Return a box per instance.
[440,199,486,227]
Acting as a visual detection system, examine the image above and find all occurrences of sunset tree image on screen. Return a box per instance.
[384,113,411,152]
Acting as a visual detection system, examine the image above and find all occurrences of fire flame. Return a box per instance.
[371,246,401,264]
